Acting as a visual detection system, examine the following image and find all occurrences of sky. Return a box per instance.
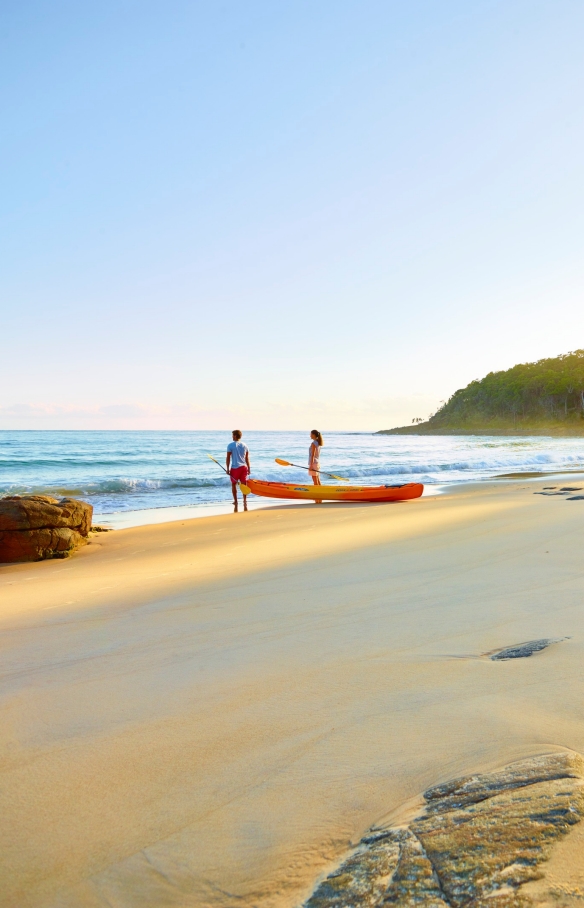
[1,0,584,431]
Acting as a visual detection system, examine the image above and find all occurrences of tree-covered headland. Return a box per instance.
[380,350,584,435]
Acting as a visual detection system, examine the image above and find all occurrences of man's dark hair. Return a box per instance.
[232,429,242,440]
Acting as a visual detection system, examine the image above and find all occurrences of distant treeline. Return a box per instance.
[433,349,584,425]
[380,350,584,435]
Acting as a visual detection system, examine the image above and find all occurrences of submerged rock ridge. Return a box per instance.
[0,495,93,562]
[304,752,584,907]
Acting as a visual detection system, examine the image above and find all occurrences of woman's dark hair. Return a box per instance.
[311,430,324,446]
[232,429,242,440]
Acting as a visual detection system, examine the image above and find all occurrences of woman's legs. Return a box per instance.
[310,471,322,503]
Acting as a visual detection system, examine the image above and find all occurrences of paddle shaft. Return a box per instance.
[208,454,229,475]
[277,459,349,482]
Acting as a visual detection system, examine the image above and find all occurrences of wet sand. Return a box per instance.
[2,479,584,907]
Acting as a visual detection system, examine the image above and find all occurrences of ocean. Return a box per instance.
[1,431,584,523]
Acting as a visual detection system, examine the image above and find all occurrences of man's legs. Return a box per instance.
[231,481,238,512]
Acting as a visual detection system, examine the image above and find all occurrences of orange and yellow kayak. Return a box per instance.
[246,478,423,502]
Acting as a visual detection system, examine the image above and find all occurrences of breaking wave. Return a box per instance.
[0,475,228,499]
[339,451,584,479]
[2,452,583,498]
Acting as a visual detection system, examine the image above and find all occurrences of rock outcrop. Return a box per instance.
[305,752,584,907]
[0,495,93,563]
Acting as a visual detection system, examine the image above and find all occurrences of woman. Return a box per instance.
[308,430,324,503]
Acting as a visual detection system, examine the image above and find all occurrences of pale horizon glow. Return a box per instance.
[2,2,584,431]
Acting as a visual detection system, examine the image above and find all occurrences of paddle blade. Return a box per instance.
[239,482,251,495]
[330,473,351,483]
[275,458,291,466]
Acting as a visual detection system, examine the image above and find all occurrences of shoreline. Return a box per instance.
[93,469,583,529]
[3,477,584,906]
[378,425,584,436]
[4,433,584,529]
[92,493,316,529]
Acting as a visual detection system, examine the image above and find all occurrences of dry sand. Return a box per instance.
[1,480,584,907]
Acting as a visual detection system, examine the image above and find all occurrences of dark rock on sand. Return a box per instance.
[0,495,93,563]
[535,487,583,497]
[488,638,566,661]
[305,752,584,907]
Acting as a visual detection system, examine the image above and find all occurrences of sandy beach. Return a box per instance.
[2,479,584,907]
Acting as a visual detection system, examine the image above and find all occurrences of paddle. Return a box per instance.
[207,454,251,495]
[275,458,350,483]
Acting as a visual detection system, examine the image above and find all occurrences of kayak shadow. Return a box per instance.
[256,500,411,512]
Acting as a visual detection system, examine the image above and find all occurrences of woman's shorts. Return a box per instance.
[230,466,249,485]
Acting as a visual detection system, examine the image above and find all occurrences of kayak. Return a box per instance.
[246,478,424,502]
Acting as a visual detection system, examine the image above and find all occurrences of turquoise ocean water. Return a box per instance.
[1,431,584,518]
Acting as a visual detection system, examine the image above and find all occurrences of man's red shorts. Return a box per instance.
[229,466,249,485]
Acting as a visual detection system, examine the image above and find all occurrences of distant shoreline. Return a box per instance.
[377,423,584,437]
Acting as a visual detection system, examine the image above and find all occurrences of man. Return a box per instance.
[226,429,251,512]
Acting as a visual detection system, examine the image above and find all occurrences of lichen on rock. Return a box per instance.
[304,753,584,907]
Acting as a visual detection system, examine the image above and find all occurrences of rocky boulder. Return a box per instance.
[305,752,584,907]
[0,495,93,563]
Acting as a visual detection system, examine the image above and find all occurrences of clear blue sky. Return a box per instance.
[2,1,584,429]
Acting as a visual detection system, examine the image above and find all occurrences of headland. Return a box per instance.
[380,349,584,436]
